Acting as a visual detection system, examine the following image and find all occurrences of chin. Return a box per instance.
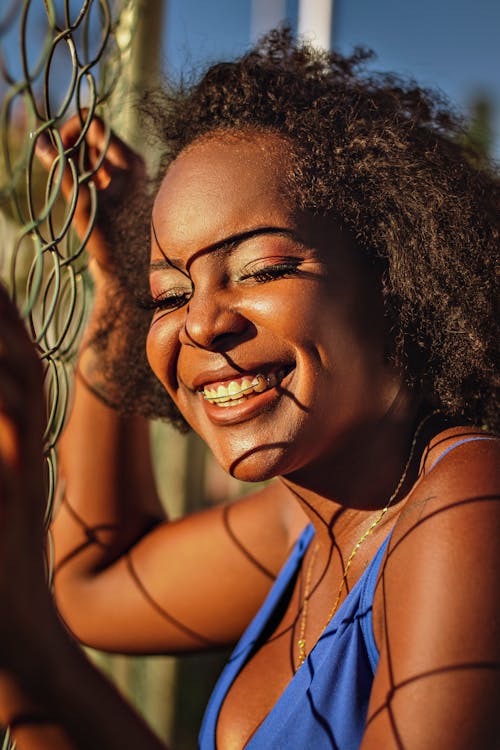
[213,442,297,482]
[228,462,278,483]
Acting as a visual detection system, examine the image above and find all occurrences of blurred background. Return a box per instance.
[163,0,499,161]
[0,1,498,748]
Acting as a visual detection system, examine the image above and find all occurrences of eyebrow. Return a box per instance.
[149,225,300,273]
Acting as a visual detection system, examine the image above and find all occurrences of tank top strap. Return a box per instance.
[357,433,499,672]
[358,530,393,672]
[427,434,499,473]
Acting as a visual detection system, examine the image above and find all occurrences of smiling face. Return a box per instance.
[146,132,408,483]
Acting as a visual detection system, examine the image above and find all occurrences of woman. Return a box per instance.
[0,29,499,749]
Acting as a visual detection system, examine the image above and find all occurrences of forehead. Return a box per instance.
[151,133,295,258]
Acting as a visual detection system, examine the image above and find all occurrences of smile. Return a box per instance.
[202,369,288,407]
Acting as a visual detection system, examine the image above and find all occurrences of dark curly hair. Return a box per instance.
[99,27,499,432]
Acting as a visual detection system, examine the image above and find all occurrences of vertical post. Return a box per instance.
[297,0,334,49]
[112,0,165,147]
[250,0,287,43]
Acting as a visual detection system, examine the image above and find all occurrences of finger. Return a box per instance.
[85,117,129,170]
[35,123,140,204]
[34,131,90,213]
[61,113,139,173]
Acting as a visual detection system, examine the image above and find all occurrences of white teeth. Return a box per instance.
[202,369,288,406]
[225,397,244,406]
[227,381,240,396]
[240,377,254,393]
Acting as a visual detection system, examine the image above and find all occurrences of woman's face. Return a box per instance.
[147,133,406,482]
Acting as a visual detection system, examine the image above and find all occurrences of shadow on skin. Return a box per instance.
[372,483,500,748]
[53,493,287,649]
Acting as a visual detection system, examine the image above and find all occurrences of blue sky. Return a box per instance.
[162,0,500,161]
[0,1,498,159]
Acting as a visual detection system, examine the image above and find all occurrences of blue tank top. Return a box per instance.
[199,435,497,750]
[199,525,390,749]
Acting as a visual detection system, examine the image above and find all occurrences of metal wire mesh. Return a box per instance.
[0,2,131,741]
[0,0,130,530]
[0,4,251,745]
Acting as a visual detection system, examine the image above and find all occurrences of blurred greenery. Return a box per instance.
[463,94,494,166]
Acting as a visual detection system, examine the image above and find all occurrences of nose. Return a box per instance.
[179,288,250,351]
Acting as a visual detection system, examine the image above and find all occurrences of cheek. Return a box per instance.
[146,318,181,396]
[248,285,326,338]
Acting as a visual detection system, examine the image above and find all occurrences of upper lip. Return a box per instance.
[190,362,292,392]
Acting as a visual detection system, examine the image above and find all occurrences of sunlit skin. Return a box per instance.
[0,115,498,750]
[145,134,425,744]
[144,134,500,748]
[147,134,417,502]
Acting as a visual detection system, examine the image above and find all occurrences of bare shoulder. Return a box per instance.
[365,428,500,749]
[393,426,500,542]
[373,427,500,633]
[419,425,499,490]
[385,426,500,597]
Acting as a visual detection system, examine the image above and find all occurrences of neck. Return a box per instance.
[280,399,432,547]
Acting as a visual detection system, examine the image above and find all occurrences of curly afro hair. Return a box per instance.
[100,27,499,432]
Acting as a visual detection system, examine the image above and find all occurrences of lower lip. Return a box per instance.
[200,371,294,426]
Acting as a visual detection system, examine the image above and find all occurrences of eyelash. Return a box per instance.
[144,261,303,313]
[239,261,302,282]
[141,290,192,312]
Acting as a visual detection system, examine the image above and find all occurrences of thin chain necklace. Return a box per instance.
[295,412,436,670]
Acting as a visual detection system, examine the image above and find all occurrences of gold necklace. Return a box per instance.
[295,412,436,670]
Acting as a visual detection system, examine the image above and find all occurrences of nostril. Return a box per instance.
[211,328,247,349]
[182,302,252,351]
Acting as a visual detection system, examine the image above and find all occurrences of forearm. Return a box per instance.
[53,271,165,585]
[55,376,164,564]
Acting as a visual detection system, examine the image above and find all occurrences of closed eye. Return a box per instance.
[141,289,192,313]
[238,260,302,283]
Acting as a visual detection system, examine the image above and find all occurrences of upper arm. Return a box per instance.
[53,480,307,654]
[362,437,500,749]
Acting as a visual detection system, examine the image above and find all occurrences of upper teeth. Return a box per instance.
[203,371,283,404]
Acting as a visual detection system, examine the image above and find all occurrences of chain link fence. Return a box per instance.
[0,3,253,747]
[0,0,129,532]
[0,1,134,746]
